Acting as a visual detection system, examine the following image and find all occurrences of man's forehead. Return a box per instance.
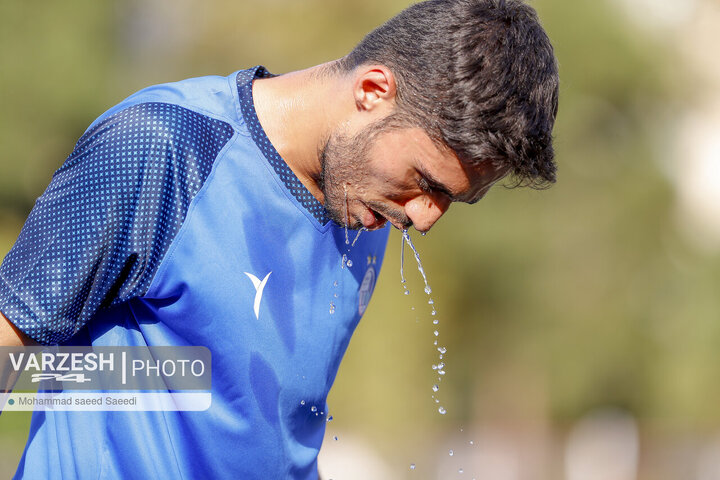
[461,160,511,204]
[388,126,509,203]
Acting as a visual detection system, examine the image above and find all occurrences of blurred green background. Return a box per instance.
[1,0,719,479]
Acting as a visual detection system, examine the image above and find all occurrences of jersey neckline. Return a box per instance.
[236,66,331,225]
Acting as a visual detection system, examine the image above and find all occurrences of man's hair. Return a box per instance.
[337,0,559,188]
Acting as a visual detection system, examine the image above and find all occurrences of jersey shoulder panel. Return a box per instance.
[0,102,234,344]
[87,73,243,133]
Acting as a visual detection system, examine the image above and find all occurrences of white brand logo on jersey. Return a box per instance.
[244,271,272,319]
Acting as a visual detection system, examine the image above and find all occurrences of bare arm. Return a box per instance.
[1,311,36,409]
[0,311,34,347]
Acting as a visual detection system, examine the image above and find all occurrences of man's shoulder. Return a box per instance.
[86,70,248,135]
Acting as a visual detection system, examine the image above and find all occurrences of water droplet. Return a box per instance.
[459,468,464,474]
[438,347,447,354]
[343,186,349,244]
[433,340,438,346]
[438,370,445,375]
[433,330,439,336]
[410,464,416,470]
[432,384,439,392]
[333,436,338,441]
[433,319,439,325]
[333,281,338,287]
[435,398,440,404]
[437,362,445,369]
[431,310,437,316]
[329,303,335,314]
[428,298,434,305]
[449,449,454,456]
[347,259,353,268]
[400,230,408,292]
[300,400,305,405]
[341,254,347,269]
[469,440,474,445]
[311,406,317,412]
[327,415,333,422]
[439,407,447,415]
[400,230,432,306]
[351,228,365,247]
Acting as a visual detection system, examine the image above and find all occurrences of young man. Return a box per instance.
[0,0,558,478]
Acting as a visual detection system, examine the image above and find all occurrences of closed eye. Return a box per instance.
[418,174,454,200]
[417,176,433,194]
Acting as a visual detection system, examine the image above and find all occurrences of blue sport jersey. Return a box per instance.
[0,66,390,479]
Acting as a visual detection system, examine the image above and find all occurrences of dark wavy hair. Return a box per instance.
[337,0,559,188]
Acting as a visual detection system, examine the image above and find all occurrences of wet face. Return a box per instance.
[319,118,510,232]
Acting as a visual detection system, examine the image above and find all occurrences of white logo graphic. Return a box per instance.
[244,271,272,319]
[31,373,91,384]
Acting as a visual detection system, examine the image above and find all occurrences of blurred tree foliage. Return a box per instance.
[0,1,114,213]
[1,0,719,474]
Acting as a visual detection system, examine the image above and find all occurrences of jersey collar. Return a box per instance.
[236,66,330,225]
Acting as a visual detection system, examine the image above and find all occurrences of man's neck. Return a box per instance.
[252,64,350,205]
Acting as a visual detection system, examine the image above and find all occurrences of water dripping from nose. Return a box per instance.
[400,229,450,416]
[400,230,410,295]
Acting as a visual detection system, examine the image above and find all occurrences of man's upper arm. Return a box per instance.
[1,310,35,401]
[0,310,35,346]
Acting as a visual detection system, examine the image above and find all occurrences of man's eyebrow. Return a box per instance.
[417,165,461,202]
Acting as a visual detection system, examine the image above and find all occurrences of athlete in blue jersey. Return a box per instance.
[0,1,559,478]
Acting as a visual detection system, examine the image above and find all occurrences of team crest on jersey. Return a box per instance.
[358,265,376,316]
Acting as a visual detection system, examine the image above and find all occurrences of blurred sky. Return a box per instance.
[1,1,719,479]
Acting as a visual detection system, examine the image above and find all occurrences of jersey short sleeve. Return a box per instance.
[0,102,234,345]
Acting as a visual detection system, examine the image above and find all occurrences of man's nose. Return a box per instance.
[404,194,451,233]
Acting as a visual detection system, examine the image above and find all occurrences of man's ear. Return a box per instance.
[352,65,397,112]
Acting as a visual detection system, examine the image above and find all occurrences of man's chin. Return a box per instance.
[326,208,363,230]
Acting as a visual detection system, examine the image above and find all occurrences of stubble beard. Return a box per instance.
[318,129,370,230]
[318,116,414,230]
